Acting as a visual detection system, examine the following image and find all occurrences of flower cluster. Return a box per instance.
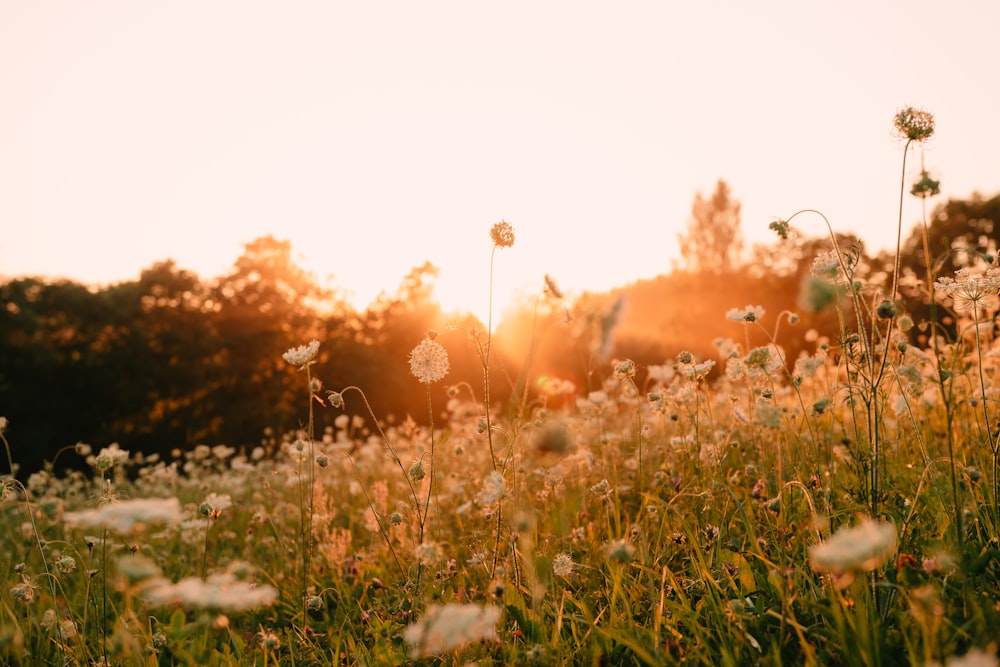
[403,603,501,658]
[489,220,516,248]
[893,106,935,143]
[810,518,897,586]
[409,338,450,384]
[282,340,320,367]
[934,267,1000,315]
[725,305,765,323]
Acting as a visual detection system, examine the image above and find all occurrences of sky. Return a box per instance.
[2,2,998,324]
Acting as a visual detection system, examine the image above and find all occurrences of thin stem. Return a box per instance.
[484,246,499,471]
[421,384,435,544]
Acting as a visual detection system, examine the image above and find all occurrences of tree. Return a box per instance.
[677,179,744,273]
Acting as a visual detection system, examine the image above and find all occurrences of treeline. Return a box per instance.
[2,191,998,476]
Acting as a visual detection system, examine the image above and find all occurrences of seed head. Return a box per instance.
[893,106,935,143]
[489,220,516,248]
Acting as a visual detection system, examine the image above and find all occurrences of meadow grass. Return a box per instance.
[4,110,1000,666]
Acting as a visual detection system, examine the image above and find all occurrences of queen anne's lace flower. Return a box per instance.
[409,338,449,384]
[552,553,574,577]
[403,603,501,658]
[282,340,320,367]
[725,305,765,323]
[489,220,515,248]
[65,498,184,532]
[893,106,935,143]
[934,267,1000,315]
[810,518,897,584]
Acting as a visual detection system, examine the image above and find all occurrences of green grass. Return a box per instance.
[3,108,1000,666]
[4,313,1000,666]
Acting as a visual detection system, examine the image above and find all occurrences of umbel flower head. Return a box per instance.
[810,517,897,587]
[490,220,515,248]
[893,106,935,143]
[282,340,319,367]
[403,603,501,658]
[409,337,450,384]
[934,267,1000,315]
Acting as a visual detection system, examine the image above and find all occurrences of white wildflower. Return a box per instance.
[725,305,765,323]
[810,518,897,583]
[934,268,1000,315]
[552,553,574,577]
[141,562,278,612]
[475,471,505,506]
[403,603,501,658]
[65,497,183,532]
[282,340,320,367]
[928,647,999,667]
[409,338,450,384]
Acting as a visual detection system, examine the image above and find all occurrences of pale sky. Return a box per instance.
[2,2,998,323]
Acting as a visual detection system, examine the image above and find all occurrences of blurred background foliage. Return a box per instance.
[2,187,998,477]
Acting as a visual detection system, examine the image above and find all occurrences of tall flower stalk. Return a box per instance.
[770,106,936,520]
[408,333,450,547]
[281,339,321,619]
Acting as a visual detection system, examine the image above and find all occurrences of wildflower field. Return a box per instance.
[4,109,1000,666]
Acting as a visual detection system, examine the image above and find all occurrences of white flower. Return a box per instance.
[934,268,1000,315]
[93,443,130,471]
[409,338,450,384]
[282,340,320,367]
[141,562,278,612]
[552,553,574,577]
[810,518,897,580]
[725,305,765,323]
[65,498,184,533]
[403,603,501,658]
[928,647,999,667]
[475,471,505,506]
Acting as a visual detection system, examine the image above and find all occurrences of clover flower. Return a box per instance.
[409,338,450,384]
[403,603,501,658]
[489,220,515,248]
[282,340,320,367]
[893,106,935,143]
